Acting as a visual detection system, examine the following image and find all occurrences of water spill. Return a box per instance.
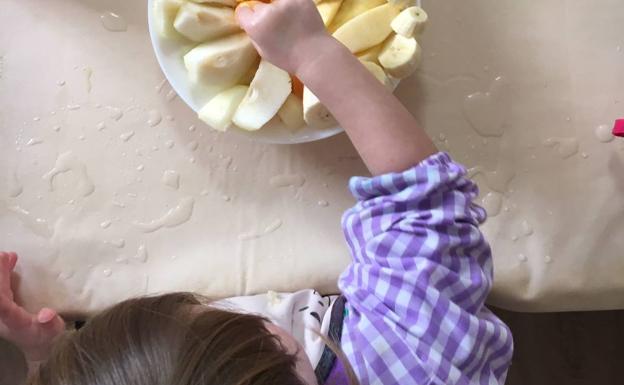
[468,165,515,193]
[26,137,43,146]
[270,174,306,188]
[543,137,579,159]
[463,76,509,137]
[481,192,503,217]
[166,89,177,102]
[105,238,125,248]
[84,67,93,93]
[147,110,162,127]
[7,205,52,238]
[43,151,95,197]
[595,124,614,143]
[8,171,23,198]
[318,200,329,207]
[132,244,148,263]
[156,79,167,93]
[521,220,533,236]
[100,220,112,229]
[100,12,128,32]
[134,196,194,233]
[162,170,180,189]
[67,104,81,110]
[108,106,124,121]
[120,131,135,142]
[187,141,199,151]
[239,219,283,241]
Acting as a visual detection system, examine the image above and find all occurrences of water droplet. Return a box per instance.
[565,116,572,122]
[147,110,162,127]
[120,131,135,142]
[7,206,52,238]
[518,254,527,262]
[200,190,209,196]
[521,220,534,236]
[438,133,447,141]
[100,12,128,32]
[239,219,283,241]
[78,135,86,141]
[59,270,74,280]
[136,164,145,171]
[594,124,614,143]
[270,174,306,188]
[107,107,123,121]
[166,115,174,122]
[188,125,196,132]
[544,255,553,264]
[156,79,167,93]
[151,146,159,152]
[581,152,589,159]
[43,151,95,197]
[33,116,41,122]
[170,255,178,260]
[317,200,329,207]
[112,200,126,208]
[134,197,195,233]
[67,104,81,110]
[162,170,180,190]
[468,165,515,193]
[127,192,138,198]
[543,137,579,159]
[481,192,503,217]
[103,268,113,277]
[511,235,519,242]
[106,238,125,248]
[53,125,61,132]
[222,195,231,202]
[166,89,177,102]
[187,141,199,151]
[463,76,509,137]
[57,80,66,87]
[100,220,112,229]
[165,140,175,149]
[26,137,43,146]
[132,244,148,263]
[7,171,23,198]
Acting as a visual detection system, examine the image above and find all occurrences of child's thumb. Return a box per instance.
[235,3,256,32]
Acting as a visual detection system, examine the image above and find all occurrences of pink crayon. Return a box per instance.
[614,119,624,137]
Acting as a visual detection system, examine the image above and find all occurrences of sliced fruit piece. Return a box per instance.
[316,0,344,26]
[153,0,186,39]
[233,60,292,131]
[391,6,428,37]
[198,85,249,131]
[332,4,401,53]
[360,60,392,89]
[190,0,237,5]
[174,2,239,42]
[357,43,384,63]
[278,94,305,130]
[303,87,337,129]
[328,0,385,33]
[291,76,304,99]
[387,0,417,8]
[184,33,258,90]
[378,34,422,78]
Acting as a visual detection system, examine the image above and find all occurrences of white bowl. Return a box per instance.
[147,0,343,144]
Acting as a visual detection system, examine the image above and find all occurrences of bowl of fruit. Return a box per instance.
[148,0,427,144]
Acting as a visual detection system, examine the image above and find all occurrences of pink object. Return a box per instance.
[614,119,624,137]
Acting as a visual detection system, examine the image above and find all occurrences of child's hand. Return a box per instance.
[0,252,64,362]
[235,0,329,74]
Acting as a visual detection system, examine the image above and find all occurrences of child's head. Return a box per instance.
[29,293,318,385]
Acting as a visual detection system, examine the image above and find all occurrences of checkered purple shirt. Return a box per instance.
[338,152,513,385]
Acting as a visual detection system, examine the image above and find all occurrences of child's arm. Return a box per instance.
[236,0,437,175]
[0,252,65,375]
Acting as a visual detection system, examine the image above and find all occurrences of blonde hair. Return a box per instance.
[29,293,359,385]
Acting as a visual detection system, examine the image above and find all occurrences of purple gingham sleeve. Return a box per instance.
[338,152,513,385]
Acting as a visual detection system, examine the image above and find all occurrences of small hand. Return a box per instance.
[0,251,64,362]
[235,0,329,74]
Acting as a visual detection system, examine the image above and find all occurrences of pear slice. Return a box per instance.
[360,60,393,89]
[316,0,343,26]
[378,34,422,78]
[174,2,239,42]
[303,87,337,129]
[184,33,258,90]
[332,4,401,53]
[153,0,186,39]
[198,85,249,131]
[232,60,292,131]
[357,43,384,63]
[190,0,236,5]
[391,6,428,37]
[278,94,305,130]
[328,0,385,32]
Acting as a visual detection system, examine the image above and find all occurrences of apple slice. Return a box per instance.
[190,0,237,5]
[332,4,401,53]
[153,0,186,39]
[360,60,393,89]
[233,60,292,131]
[174,2,239,42]
[316,0,343,26]
[357,43,384,63]
[278,94,305,130]
[391,6,428,37]
[198,85,249,131]
[184,33,258,91]
[328,0,385,32]
[303,87,337,129]
[378,34,422,78]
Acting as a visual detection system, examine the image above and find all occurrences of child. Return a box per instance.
[0,0,513,384]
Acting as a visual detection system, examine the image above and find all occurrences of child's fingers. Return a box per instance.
[0,253,13,295]
[7,252,18,271]
[37,308,58,324]
[0,295,31,330]
[38,309,65,337]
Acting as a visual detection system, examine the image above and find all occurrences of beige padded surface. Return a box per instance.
[0,0,623,315]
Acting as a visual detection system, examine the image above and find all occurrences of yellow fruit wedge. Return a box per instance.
[328,0,385,33]
[357,43,384,64]
[278,94,305,130]
[198,85,249,131]
[316,0,344,26]
[153,0,186,39]
[332,4,401,53]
